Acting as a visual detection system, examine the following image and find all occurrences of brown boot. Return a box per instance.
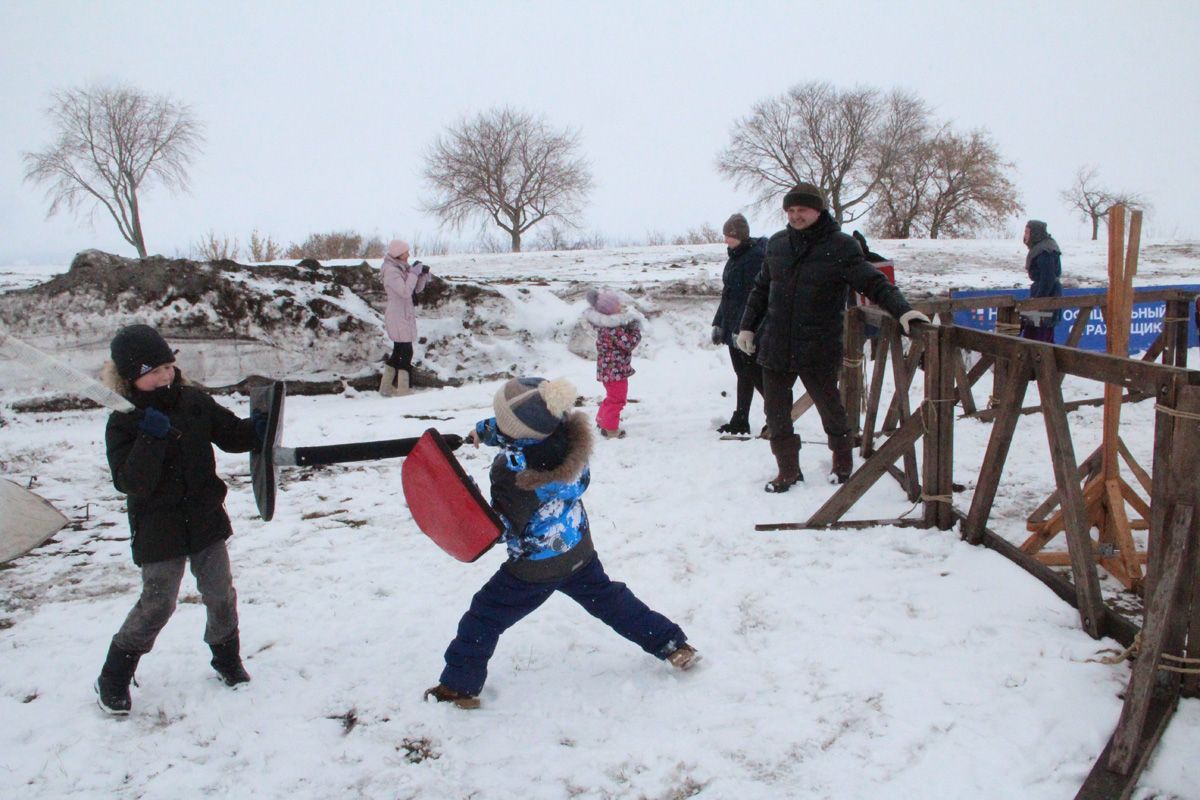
[423,683,480,710]
[830,434,854,484]
[765,434,802,493]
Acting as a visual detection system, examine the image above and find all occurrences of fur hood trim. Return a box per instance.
[100,360,188,400]
[514,412,593,490]
[583,307,643,329]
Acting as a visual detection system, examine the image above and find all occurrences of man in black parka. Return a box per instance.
[736,184,928,491]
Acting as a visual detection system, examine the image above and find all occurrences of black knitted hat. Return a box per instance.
[722,213,750,241]
[782,183,826,211]
[110,324,175,383]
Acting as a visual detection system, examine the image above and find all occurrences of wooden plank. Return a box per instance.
[936,329,957,530]
[842,308,865,438]
[1146,377,1181,601]
[1066,305,1093,349]
[755,518,929,531]
[806,409,926,527]
[965,353,994,388]
[789,392,814,421]
[861,315,894,457]
[962,349,1032,544]
[953,346,977,414]
[950,326,1194,395]
[1033,346,1105,638]
[964,390,1150,424]
[1117,437,1153,497]
[1105,478,1144,588]
[922,326,943,528]
[1108,504,1192,774]
[1163,385,1200,698]
[1031,551,1148,567]
[1076,691,1178,800]
[1026,444,1103,524]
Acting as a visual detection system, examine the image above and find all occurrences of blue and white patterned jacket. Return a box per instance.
[475,411,596,582]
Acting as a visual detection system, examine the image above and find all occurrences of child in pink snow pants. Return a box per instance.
[584,289,641,438]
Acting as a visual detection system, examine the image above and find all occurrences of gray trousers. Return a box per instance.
[112,539,239,654]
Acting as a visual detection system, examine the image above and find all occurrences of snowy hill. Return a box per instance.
[1,239,1198,799]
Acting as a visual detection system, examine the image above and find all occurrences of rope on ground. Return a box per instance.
[1089,632,1140,664]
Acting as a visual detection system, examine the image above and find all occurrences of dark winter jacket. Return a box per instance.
[474,412,595,583]
[102,363,260,566]
[739,212,913,372]
[584,308,642,383]
[1025,237,1063,327]
[712,237,767,346]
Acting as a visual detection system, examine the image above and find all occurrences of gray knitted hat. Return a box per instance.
[493,377,578,440]
[722,213,750,241]
[782,183,826,211]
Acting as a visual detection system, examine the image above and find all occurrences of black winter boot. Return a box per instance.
[95,643,141,716]
[717,410,751,435]
[210,632,251,686]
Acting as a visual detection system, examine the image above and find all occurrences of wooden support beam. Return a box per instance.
[1108,504,1193,774]
[964,390,1150,424]
[1032,346,1105,638]
[962,348,1032,544]
[755,518,929,531]
[861,315,895,457]
[842,308,866,438]
[806,408,927,527]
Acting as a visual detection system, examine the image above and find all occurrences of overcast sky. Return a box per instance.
[2,0,1197,264]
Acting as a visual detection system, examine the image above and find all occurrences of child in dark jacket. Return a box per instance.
[94,324,263,716]
[584,288,641,439]
[425,376,697,709]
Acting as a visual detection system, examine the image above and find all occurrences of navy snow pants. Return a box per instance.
[439,555,686,695]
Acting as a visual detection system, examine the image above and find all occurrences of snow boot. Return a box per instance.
[597,426,626,439]
[209,632,251,687]
[95,643,140,716]
[393,368,412,397]
[717,410,750,435]
[830,434,854,484]
[379,365,399,397]
[666,643,701,671]
[424,683,481,710]
[765,434,803,493]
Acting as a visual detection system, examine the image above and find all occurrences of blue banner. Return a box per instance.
[951,285,1200,354]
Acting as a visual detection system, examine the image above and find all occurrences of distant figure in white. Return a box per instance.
[380,239,431,396]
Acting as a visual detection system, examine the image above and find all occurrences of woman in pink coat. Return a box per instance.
[380,239,431,396]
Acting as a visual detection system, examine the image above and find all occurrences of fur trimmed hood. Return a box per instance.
[100,360,189,400]
[514,411,593,490]
[583,307,643,329]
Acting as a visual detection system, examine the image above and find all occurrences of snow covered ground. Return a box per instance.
[1,238,1198,799]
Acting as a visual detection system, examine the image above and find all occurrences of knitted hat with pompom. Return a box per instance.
[493,377,578,440]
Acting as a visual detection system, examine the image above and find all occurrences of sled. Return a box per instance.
[0,479,69,563]
[402,429,502,562]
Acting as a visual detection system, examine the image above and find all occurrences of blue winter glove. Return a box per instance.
[138,407,171,439]
[250,410,269,444]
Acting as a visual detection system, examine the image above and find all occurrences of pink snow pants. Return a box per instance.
[596,379,629,432]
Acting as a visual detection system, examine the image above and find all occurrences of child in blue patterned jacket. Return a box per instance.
[424,376,698,709]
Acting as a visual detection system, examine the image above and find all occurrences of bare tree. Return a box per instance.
[423,107,593,252]
[869,96,940,238]
[921,129,1022,239]
[193,230,239,261]
[1060,166,1151,240]
[23,84,204,258]
[248,229,283,261]
[717,83,928,224]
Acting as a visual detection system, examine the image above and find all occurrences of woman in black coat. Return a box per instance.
[711,213,766,435]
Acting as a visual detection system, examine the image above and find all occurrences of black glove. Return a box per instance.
[138,407,171,439]
[250,410,269,443]
[420,264,430,275]
[710,326,723,345]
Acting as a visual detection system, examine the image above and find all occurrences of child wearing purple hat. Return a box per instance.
[583,288,641,439]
